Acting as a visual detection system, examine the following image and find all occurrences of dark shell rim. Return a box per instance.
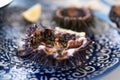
[56,7,92,20]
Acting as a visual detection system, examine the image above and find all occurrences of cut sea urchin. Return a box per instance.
[109,5,120,28]
[54,7,94,32]
[17,24,94,68]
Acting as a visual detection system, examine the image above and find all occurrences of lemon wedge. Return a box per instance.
[21,4,42,23]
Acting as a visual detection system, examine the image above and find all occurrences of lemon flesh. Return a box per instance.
[22,4,42,23]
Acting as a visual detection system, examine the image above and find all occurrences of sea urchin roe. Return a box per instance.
[66,37,88,49]
[67,7,86,18]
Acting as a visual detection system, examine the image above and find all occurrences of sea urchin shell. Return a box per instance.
[54,7,94,32]
[17,24,94,68]
[109,5,120,28]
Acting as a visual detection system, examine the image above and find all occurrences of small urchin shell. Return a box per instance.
[54,7,94,32]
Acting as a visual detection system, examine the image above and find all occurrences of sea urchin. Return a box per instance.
[17,24,94,68]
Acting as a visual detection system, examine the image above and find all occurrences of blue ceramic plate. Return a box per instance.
[0,0,120,80]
